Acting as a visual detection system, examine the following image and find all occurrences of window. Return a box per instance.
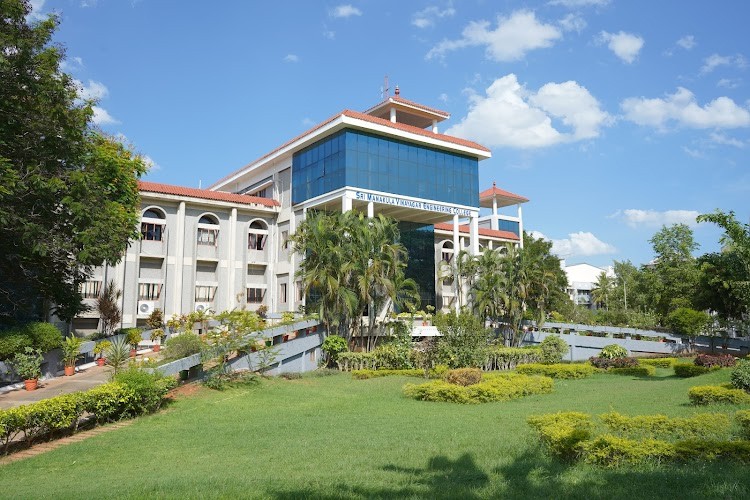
[197,228,218,246]
[296,281,304,302]
[141,208,165,241]
[195,286,217,302]
[248,221,268,250]
[281,231,289,250]
[138,283,162,300]
[279,283,288,304]
[251,187,269,198]
[79,280,101,299]
[247,288,265,304]
[441,241,454,263]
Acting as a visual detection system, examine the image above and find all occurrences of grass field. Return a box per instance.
[1,368,749,499]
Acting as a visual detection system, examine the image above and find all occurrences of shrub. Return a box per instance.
[433,311,491,368]
[673,439,750,463]
[600,411,731,441]
[580,435,675,466]
[731,359,750,392]
[688,385,750,406]
[483,347,541,371]
[113,367,176,415]
[443,368,483,386]
[695,353,736,368]
[80,382,134,424]
[321,335,348,367]
[599,344,629,359]
[607,366,656,377]
[25,322,63,353]
[163,332,203,361]
[372,343,412,370]
[539,335,569,364]
[404,373,553,404]
[336,352,377,371]
[638,357,678,368]
[352,369,425,379]
[736,410,750,439]
[124,328,143,349]
[0,327,32,360]
[516,363,597,379]
[527,412,592,460]
[674,363,714,378]
[10,348,43,380]
[667,307,710,338]
[589,356,639,369]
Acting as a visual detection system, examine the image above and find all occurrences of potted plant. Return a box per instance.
[150,328,165,352]
[61,336,84,376]
[125,328,142,357]
[93,340,111,366]
[11,347,43,391]
[105,338,130,375]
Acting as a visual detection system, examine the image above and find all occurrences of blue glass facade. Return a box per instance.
[498,219,520,237]
[292,129,479,207]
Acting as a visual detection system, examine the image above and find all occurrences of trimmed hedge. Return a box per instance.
[695,353,736,368]
[403,373,553,404]
[351,369,425,379]
[736,410,750,439]
[688,385,750,406]
[444,368,482,386]
[638,357,678,368]
[673,439,750,463]
[674,363,715,378]
[516,363,597,379]
[581,435,674,466]
[0,370,176,455]
[526,412,592,460]
[483,347,541,371]
[607,365,656,377]
[600,411,730,441]
[589,356,639,369]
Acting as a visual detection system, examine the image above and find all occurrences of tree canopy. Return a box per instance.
[0,0,147,323]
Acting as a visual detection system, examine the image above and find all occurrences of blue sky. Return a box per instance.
[32,0,749,267]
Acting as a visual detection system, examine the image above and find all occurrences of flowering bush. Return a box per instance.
[695,354,736,368]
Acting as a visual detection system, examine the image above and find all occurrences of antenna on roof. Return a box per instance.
[198,179,202,189]
[380,75,389,99]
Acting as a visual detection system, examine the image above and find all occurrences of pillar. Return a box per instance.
[172,201,186,314]
[390,108,396,123]
[367,201,374,218]
[470,214,479,255]
[518,204,524,249]
[432,119,438,134]
[452,214,460,313]
[491,194,498,230]
[227,207,237,310]
[342,195,352,213]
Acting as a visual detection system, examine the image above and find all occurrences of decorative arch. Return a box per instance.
[197,212,220,246]
[141,206,166,241]
[248,218,269,251]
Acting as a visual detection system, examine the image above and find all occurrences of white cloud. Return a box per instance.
[676,35,696,50]
[558,13,586,33]
[445,74,611,148]
[532,230,616,257]
[141,154,160,172]
[682,146,705,159]
[548,0,610,6]
[710,132,745,148]
[611,209,700,228]
[27,0,47,21]
[75,79,108,101]
[323,30,335,40]
[331,5,362,18]
[91,106,118,125]
[621,86,750,129]
[283,54,299,63]
[597,31,644,64]
[60,56,84,73]
[412,4,455,29]
[717,78,740,89]
[701,53,747,74]
[426,10,562,62]
[438,93,449,103]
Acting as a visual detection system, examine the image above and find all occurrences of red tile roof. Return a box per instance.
[434,223,520,241]
[364,96,450,118]
[139,181,280,207]
[211,108,491,189]
[479,185,529,203]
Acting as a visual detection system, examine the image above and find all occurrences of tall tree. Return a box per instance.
[591,271,614,311]
[0,1,147,323]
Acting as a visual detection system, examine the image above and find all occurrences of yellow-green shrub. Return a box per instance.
[736,410,750,439]
[673,439,750,463]
[674,363,715,378]
[688,385,750,406]
[516,363,597,379]
[638,357,678,368]
[607,365,656,377]
[351,369,425,379]
[443,368,483,386]
[483,346,541,370]
[600,411,730,440]
[580,435,675,466]
[527,412,592,460]
[404,373,552,404]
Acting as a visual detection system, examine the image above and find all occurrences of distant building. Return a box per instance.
[563,262,614,310]
[73,90,528,334]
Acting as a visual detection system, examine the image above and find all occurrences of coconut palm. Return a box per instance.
[592,271,614,310]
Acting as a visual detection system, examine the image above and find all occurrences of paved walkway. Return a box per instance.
[0,363,112,409]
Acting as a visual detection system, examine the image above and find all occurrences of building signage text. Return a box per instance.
[354,192,472,217]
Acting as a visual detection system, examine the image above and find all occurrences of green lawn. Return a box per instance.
[2,369,749,499]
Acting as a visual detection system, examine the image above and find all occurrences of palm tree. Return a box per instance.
[592,271,614,310]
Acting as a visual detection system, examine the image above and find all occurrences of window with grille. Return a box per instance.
[197,228,218,246]
[248,232,267,250]
[280,283,288,303]
[138,283,162,300]
[141,222,164,241]
[247,288,265,304]
[79,280,101,299]
[195,286,217,302]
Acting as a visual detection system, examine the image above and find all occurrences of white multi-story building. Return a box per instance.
[563,262,615,310]
[73,91,528,333]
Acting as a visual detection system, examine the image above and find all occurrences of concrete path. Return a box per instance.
[0,363,112,409]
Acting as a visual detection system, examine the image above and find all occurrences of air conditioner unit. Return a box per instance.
[195,302,212,313]
[137,301,157,316]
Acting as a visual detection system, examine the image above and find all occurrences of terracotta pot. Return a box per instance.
[129,349,137,358]
[96,357,106,367]
[24,379,38,391]
[153,344,161,352]
[64,365,75,376]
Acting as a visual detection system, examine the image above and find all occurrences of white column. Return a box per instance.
[173,201,186,314]
[470,214,479,256]
[227,208,237,310]
[518,204,524,249]
[342,195,352,213]
[390,108,396,123]
[432,119,438,134]
[289,209,297,312]
[491,195,498,230]
[367,201,374,218]
[452,214,460,313]
[300,208,307,309]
